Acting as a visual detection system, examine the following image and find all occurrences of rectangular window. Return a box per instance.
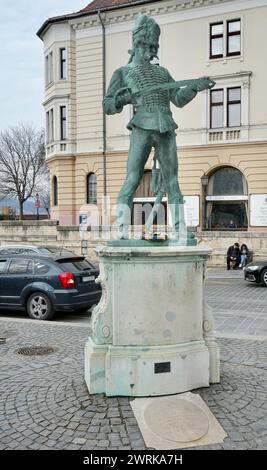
[8,259,33,275]
[210,89,224,128]
[50,109,54,141]
[0,260,7,273]
[46,111,49,143]
[60,106,67,141]
[210,22,223,59]
[45,55,49,85]
[45,51,53,85]
[49,52,53,83]
[227,19,241,56]
[60,48,67,80]
[209,19,241,60]
[46,109,54,143]
[227,87,241,127]
[210,87,242,129]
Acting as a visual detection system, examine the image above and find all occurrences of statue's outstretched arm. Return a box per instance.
[166,70,197,108]
[166,70,215,108]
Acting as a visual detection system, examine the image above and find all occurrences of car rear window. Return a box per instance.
[0,249,18,255]
[0,248,36,255]
[38,247,74,256]
[34,260,51,275]
[8,259,34,274]
[57,258,94,272]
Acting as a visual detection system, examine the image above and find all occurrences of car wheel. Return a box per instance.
[26,292,55,321]
[261,268,267,287]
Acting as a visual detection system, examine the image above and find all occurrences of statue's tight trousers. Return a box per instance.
[116,127,185,234]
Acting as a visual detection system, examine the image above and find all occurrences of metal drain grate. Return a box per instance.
[17,346,56,356]
[0,338,6,345]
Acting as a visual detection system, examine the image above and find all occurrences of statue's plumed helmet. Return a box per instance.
[132,14,160,47]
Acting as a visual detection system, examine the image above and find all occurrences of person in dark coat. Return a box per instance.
[227,242,240,270]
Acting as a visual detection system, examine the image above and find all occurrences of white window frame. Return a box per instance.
[208,74,250,129]
[46,108,54,143]
[206,73,251,143]
[59,104,68,141]
[210,86,241,129]
[45,50,54,86]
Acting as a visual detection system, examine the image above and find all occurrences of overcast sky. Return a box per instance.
[0,1,90,132]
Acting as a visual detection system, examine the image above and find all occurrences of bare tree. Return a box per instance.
[0,124,46,219]
[37,166,51,218]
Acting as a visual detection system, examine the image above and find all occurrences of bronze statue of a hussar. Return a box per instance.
[104,14,215,241]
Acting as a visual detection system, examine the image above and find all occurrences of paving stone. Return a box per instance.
[97,440,110,447]
[0,291,266,451]
[110,418,123,425]
[73,438,87,445]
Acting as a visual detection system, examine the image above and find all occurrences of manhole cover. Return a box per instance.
[144,397,209,443]
[16,346,56,356]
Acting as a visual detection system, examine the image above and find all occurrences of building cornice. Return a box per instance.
[38,0,238,38]
[70,0,236,30]
[69,0,267,36]
[43,94,71,107]
[178,140,267,151]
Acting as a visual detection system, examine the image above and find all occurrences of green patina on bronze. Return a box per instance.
[103,14,215,242]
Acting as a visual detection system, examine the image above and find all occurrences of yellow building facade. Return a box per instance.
[38,0,267,234]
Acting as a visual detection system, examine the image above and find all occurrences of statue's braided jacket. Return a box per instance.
[103,63,197,134]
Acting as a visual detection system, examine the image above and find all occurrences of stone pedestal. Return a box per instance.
[85,243,220,397]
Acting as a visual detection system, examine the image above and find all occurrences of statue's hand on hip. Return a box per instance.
[115,87,133,108]
[194,77,216,92]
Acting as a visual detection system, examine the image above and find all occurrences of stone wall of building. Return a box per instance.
[0,221,267,266]
[40,1,267,227]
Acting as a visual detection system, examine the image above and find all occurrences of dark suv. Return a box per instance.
[0,253,102,320]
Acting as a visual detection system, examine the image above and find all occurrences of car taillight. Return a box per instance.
[58,272,76,289]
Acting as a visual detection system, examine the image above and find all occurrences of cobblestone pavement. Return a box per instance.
[207,268,267,336]
[0,320,266,450]
[0,268,266,450]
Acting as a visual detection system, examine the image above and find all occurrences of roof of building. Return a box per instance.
[37,0,161,38]
[80,0,159,13]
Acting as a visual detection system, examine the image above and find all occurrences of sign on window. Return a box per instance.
[184,196,199,227]
[250,194,267,226]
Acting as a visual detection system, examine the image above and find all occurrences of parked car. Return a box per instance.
[0,253,102,320]
[0,245,99,270]
[244,261,267,286]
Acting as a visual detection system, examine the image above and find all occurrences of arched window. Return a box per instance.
[87,173,97,204]
[53,176,58,207]
[203,166,248,230]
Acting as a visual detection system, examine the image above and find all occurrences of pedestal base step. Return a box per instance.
[85,338,211,397]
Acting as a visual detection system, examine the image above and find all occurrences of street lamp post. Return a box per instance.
[201,175,209,230]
